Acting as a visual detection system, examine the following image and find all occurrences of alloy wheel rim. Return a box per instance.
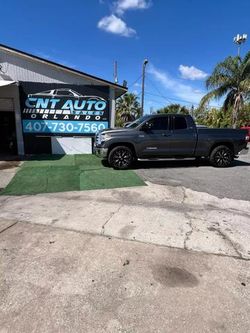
[214,149,231,166]
[112,149,131,168]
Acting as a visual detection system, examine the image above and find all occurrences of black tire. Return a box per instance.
[108,146,134,169]
[209,145,234,167]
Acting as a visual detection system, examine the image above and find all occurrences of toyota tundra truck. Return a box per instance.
[94,114,249,169]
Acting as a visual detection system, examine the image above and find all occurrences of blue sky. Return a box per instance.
[2,0,250,112]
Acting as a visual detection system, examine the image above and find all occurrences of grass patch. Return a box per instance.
[1,155,145,195]
[80,169,144,191]
[22,155,76,167]
[47,166,80,193]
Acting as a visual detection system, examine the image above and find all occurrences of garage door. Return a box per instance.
[0,98,14,112]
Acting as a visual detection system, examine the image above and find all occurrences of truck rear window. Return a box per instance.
[174,116,187,130]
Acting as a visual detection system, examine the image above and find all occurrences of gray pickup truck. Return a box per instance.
[94,114,249,169]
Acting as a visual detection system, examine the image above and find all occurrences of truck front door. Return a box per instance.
[138,116,171,157]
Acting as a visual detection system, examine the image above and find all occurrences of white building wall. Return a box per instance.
[51,137,92,155]
[0,49,104,85]
[0,48,121,155]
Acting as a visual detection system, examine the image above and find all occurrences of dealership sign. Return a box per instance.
[19,82,110,135]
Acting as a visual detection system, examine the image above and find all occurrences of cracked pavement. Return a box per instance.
[0,180,249,260]
[1,157,250,332]
[1,222,249,333]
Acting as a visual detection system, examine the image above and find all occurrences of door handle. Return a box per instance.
[162,133,171,137]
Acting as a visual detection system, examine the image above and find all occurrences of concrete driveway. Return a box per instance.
[0,152,250,332]
[135,151,250,201]
[0,181,250,259]
[0,222,250,333]
[0,160,21,191]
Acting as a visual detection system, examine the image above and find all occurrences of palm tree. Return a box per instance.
[200,52,250,128]
[116,93,141,127]
[157,103,190,115]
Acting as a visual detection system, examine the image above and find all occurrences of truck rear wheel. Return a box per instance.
[209,145,234,167]
[108,146,133,170]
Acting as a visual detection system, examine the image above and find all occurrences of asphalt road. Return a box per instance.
[135,148,250,201]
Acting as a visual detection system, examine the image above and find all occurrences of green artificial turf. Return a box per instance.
[1,155,145,195]
[22,154,76,167]
[80,169,145,191]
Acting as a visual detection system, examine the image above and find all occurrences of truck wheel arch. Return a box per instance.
[209,142,234,156]
[108,143,137,158]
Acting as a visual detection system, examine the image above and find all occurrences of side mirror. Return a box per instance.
[141,121,152,131]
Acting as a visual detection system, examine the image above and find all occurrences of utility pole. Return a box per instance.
[141,59,148,116]
[233,34,247,57]
[190,104,194,118]
[113,60,118,83]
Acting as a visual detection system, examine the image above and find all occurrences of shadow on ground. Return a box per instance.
[0,154,21,162]
[103,158,250,170]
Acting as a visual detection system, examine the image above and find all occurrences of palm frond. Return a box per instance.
[200,85,232,109]
[206,56,240,89]
[241,57,250,80]
[239,79,250,93]
[243,51,250,64]
[115,93,141,126]
[223,90,235,110]
[199,91,218,109]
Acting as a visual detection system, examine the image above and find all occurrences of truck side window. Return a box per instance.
[174,116,187,130]
[148,117,169,130]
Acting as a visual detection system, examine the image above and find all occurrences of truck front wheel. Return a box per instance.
[108,146,133,169]
[209,145,234,167]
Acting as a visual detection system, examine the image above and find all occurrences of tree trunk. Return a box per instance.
[232,95,241,129]
[232,106,237,129]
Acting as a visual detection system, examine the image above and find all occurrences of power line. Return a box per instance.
[133,90,142,98]
[128,74,143,89]
[128,76,221,110]
[144,97,168,109]
[146,77,172,104]
[145,91,221,110]
[145,91,196,106]
[145,77,221,108]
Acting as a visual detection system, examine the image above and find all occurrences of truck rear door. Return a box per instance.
[168,115,197,156]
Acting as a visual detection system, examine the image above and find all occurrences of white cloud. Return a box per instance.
[114,0,152,15]
[97,14,136,37]
[98,0,151,37]
[148,64,205,104]
[179,65,208,80]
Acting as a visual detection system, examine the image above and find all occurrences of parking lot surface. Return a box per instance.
[135,151,250,201]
